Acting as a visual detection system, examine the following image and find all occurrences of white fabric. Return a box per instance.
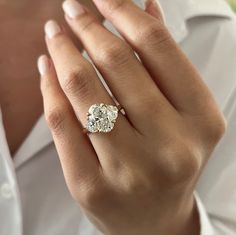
[0,0,235,234]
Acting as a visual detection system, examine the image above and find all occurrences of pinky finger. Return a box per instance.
[38,55,101,198]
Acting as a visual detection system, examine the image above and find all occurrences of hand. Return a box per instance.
[38,0,226,234]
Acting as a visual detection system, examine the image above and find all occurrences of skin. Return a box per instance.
[0,0,100,155]
[0,0,226,234]
[39,0,227,235]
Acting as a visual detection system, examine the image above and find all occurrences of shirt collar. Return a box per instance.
[7,0,235,168]
[158,0,235,42]
[104,0,234,43]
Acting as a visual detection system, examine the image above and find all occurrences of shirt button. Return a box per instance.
[1,183,13,199]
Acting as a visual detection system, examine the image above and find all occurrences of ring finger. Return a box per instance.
[44,20,134,168]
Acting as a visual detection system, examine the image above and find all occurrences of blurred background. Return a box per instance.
[228,0,236,11]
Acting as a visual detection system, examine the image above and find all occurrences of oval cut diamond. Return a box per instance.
[86,104,119,133]
[86,117,98,133]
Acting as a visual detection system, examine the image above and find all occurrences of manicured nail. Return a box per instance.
[37,55,50,76]
[45,20,61,39]
[62,0,86,19]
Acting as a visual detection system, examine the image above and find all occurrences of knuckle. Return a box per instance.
[120,169,153,195]
[79,183,110,211]
[67,173,102,204]
[142,93,167,117]
[134,21,171,50]
[158,142,200,184]
[45,108,66,135]
[63,65,94,99]
[206,115,227,143]
[50,36,68,53]
[125,178,151,195]
[124,182,142,195]
[104,0,127,15]
[79,16,97,34]
[199,111,227,145]
[96,41,132,68]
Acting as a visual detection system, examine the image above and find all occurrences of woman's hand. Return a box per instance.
[38,0,226,234]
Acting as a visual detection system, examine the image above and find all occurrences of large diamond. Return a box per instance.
[86,104,119,133]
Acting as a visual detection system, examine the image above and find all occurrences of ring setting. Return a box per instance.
[84,103,122,134]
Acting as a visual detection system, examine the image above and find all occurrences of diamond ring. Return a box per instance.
[83,103,123,134]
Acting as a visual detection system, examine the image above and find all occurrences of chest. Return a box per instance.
[0,88,43,157]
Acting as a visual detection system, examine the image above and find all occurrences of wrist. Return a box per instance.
[106,195,200,235]
[163,195,200,235]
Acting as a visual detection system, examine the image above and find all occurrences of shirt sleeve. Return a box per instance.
[194,192,214,235]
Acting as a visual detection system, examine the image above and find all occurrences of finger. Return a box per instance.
[62,0,176,133]
[44,20,125,126]
[38,55,101,193]
[144,0,165,24]
[44,20,135,168]
[92,0,215,114]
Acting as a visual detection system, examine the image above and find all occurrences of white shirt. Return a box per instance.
[0,0,235,234]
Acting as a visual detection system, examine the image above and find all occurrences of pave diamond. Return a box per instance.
[86,104,119,133]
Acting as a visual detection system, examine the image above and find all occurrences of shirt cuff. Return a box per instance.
[194,191,214,235]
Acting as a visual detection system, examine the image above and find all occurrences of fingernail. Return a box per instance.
[62,0,86,19]
[45,20,61,39]
[37,55,50,76]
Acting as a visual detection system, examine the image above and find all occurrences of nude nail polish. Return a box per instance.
[37,55,50,76]
[44,20,61,39]
[62,0,86,19]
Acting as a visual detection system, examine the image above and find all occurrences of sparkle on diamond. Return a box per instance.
[86,104,119,133]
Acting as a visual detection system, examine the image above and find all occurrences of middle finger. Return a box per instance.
[62,0,176,132]
[91,0,217,115]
